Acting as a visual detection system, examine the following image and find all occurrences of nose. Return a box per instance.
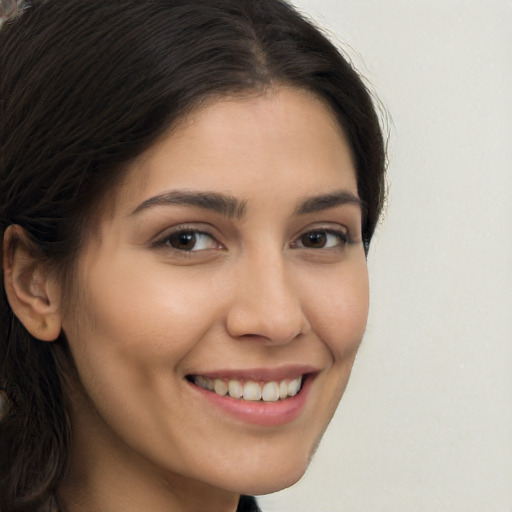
[225,253,311,345]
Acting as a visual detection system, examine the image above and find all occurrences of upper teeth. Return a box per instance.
[192,375,303,401]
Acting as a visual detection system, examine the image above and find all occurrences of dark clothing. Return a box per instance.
[237,495,261,512]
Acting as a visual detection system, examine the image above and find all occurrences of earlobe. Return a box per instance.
[2,225,62,342]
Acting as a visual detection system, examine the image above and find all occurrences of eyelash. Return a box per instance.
[153,226,353,256]
[153,227,221,255]
[291,228,352,250]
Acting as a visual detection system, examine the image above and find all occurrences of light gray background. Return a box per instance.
[258,1,512,511]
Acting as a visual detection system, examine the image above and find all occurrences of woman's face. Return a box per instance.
[61,87,369,499]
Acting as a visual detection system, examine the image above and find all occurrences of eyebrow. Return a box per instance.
[131,188,365,219]
[294,190,366,215]
[131,190,247,218]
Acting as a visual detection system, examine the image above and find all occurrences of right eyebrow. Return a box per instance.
[130,189,247,219]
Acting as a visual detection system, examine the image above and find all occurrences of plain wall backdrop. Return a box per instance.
[258,1,512,511]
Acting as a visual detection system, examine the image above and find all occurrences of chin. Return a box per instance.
[243,470,306,496]
[213,448,314,497]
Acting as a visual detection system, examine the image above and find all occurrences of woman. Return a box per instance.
[0,1,386,511]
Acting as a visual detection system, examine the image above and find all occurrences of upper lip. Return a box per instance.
[186,364,320,382]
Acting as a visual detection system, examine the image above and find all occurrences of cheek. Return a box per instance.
[79,256,215,342]
[62,257,221,405]
[304,257,369,361]
[302,259,369,439]
[61,258,228,463]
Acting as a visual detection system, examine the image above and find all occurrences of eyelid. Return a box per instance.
[152,224,223,253]
[150,222,357,257]
[290,224,353,249]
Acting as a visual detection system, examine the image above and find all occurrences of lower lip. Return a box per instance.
[187,376,313,427]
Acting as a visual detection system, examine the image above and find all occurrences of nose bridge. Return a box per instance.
[226,247,310,344]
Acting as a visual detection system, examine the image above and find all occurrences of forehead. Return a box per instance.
[111,87,357,218]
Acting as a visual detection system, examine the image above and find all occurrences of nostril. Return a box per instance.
[227,317,309,345]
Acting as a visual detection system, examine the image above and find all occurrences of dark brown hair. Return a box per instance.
[0,1,386,510]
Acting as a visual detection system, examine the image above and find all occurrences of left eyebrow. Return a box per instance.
[294,190,366,215]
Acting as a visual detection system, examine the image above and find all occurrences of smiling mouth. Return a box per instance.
[187,375,304,402]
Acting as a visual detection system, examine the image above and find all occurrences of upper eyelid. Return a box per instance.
[291,222,350,239]
[291,227,350,247]
[153,223,218,242]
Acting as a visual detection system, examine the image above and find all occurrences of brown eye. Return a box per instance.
[301,232,327,248]
[168,232,197,250]
[294,230,349,250]
[163,230,218,252]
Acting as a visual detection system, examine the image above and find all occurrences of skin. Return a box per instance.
[34,87,368,512]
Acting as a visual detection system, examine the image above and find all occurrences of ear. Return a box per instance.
[2,225,62,342]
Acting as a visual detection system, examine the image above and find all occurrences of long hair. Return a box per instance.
[0,1,386,510]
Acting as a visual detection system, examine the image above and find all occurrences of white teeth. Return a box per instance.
[288,377,301,397]
[228,380,243,399]
[279,380,288,399]
[243,381,262,401]
[214,379,228,396]
[262,381,280,402]
[192,375,304,401]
